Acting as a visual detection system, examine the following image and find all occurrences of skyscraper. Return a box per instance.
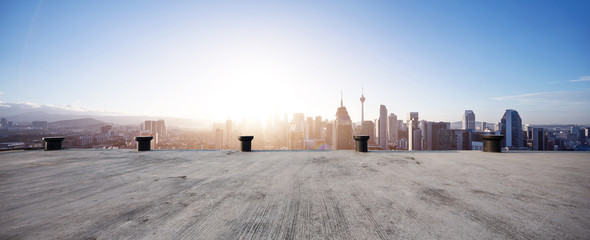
[215,128,224,149]
[463,110,475,131]
[388,113,398,146]
[379,105,388,149]
[326,123,333,145]
[305,116,314,140]
[408,112,419,129]
[157,119,166,137]
[407,112,420,150]
[288,113,305,150]
[361,121,376,144]
[571,126,581,141]
[412,129,422,151]
[439,129,471,150]
[0,118,7,129]
[532,128,546,151]
[144,120,166,138]
[424,121,448,150]
[226,118,233,148]
[314,116,323,139]
[500,109,523,149]
[333,92,353,150]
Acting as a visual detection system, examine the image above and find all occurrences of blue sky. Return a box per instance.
[1,0,589,124]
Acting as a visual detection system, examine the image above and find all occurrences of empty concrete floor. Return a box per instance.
[0,150,589,239]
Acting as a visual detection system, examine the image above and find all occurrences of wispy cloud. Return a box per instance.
[0,101,105,116]
[0,91,4,95]
[570,76,590,82]
[491,90,590,105]
[547,75,590,84]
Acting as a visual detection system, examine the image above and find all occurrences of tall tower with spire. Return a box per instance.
[360,87,366,123]
[333,91,353,150]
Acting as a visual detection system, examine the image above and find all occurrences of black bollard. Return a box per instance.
[353,135,370,152]
[482,135,504,152]
[135,136,153,151]
[42,137,65,151]
[238,136,254,152]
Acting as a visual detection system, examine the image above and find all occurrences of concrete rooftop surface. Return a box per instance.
[0,150,589,240]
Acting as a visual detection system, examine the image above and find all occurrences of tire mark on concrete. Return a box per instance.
[419,187,535,240]
[74,177,206,239]
[282,179,301,240]
[350,187,391,240]
[319,189,351,239]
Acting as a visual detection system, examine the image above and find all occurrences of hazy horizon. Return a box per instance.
[1,1,589,124]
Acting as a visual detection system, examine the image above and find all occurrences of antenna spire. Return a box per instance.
[360,86,366,122]
[341,91,343,107]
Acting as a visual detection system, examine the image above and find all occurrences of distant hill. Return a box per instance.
[3,111,211,130]
[50,118,105,128]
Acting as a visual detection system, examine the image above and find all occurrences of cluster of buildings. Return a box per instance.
[1,118,48,131]
[1,92,589,151]
[0,118,173,150]
[209,91,589,151]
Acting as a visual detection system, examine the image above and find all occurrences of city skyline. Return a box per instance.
[1,1,589,124]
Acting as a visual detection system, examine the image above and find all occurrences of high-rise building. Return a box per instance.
[0,118,7,129]
[524,124,532,141]
[407,112,420,150]
[407,112,419,128]
[226,118,233,148]
[532,128,546,151]
[144,120,153,132]
[157,119,166,137]
[314,116,323,139]
[288,113,305,150]
[419,120,426,149]
[571,126,581,141]
[374,119,379,145]
[144,120,166,138]
[463,110,475,131]
[326,123,333,145]
[333,92,353,150]
[215,128,224,149]
[388,113,398,146]
[500,109,523,149]
[439,129,471,150]
[305,117,314,140]
[361,121,376,144]
[412,129,422,151]
[379,105,388,149]
[424,121,448,150]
